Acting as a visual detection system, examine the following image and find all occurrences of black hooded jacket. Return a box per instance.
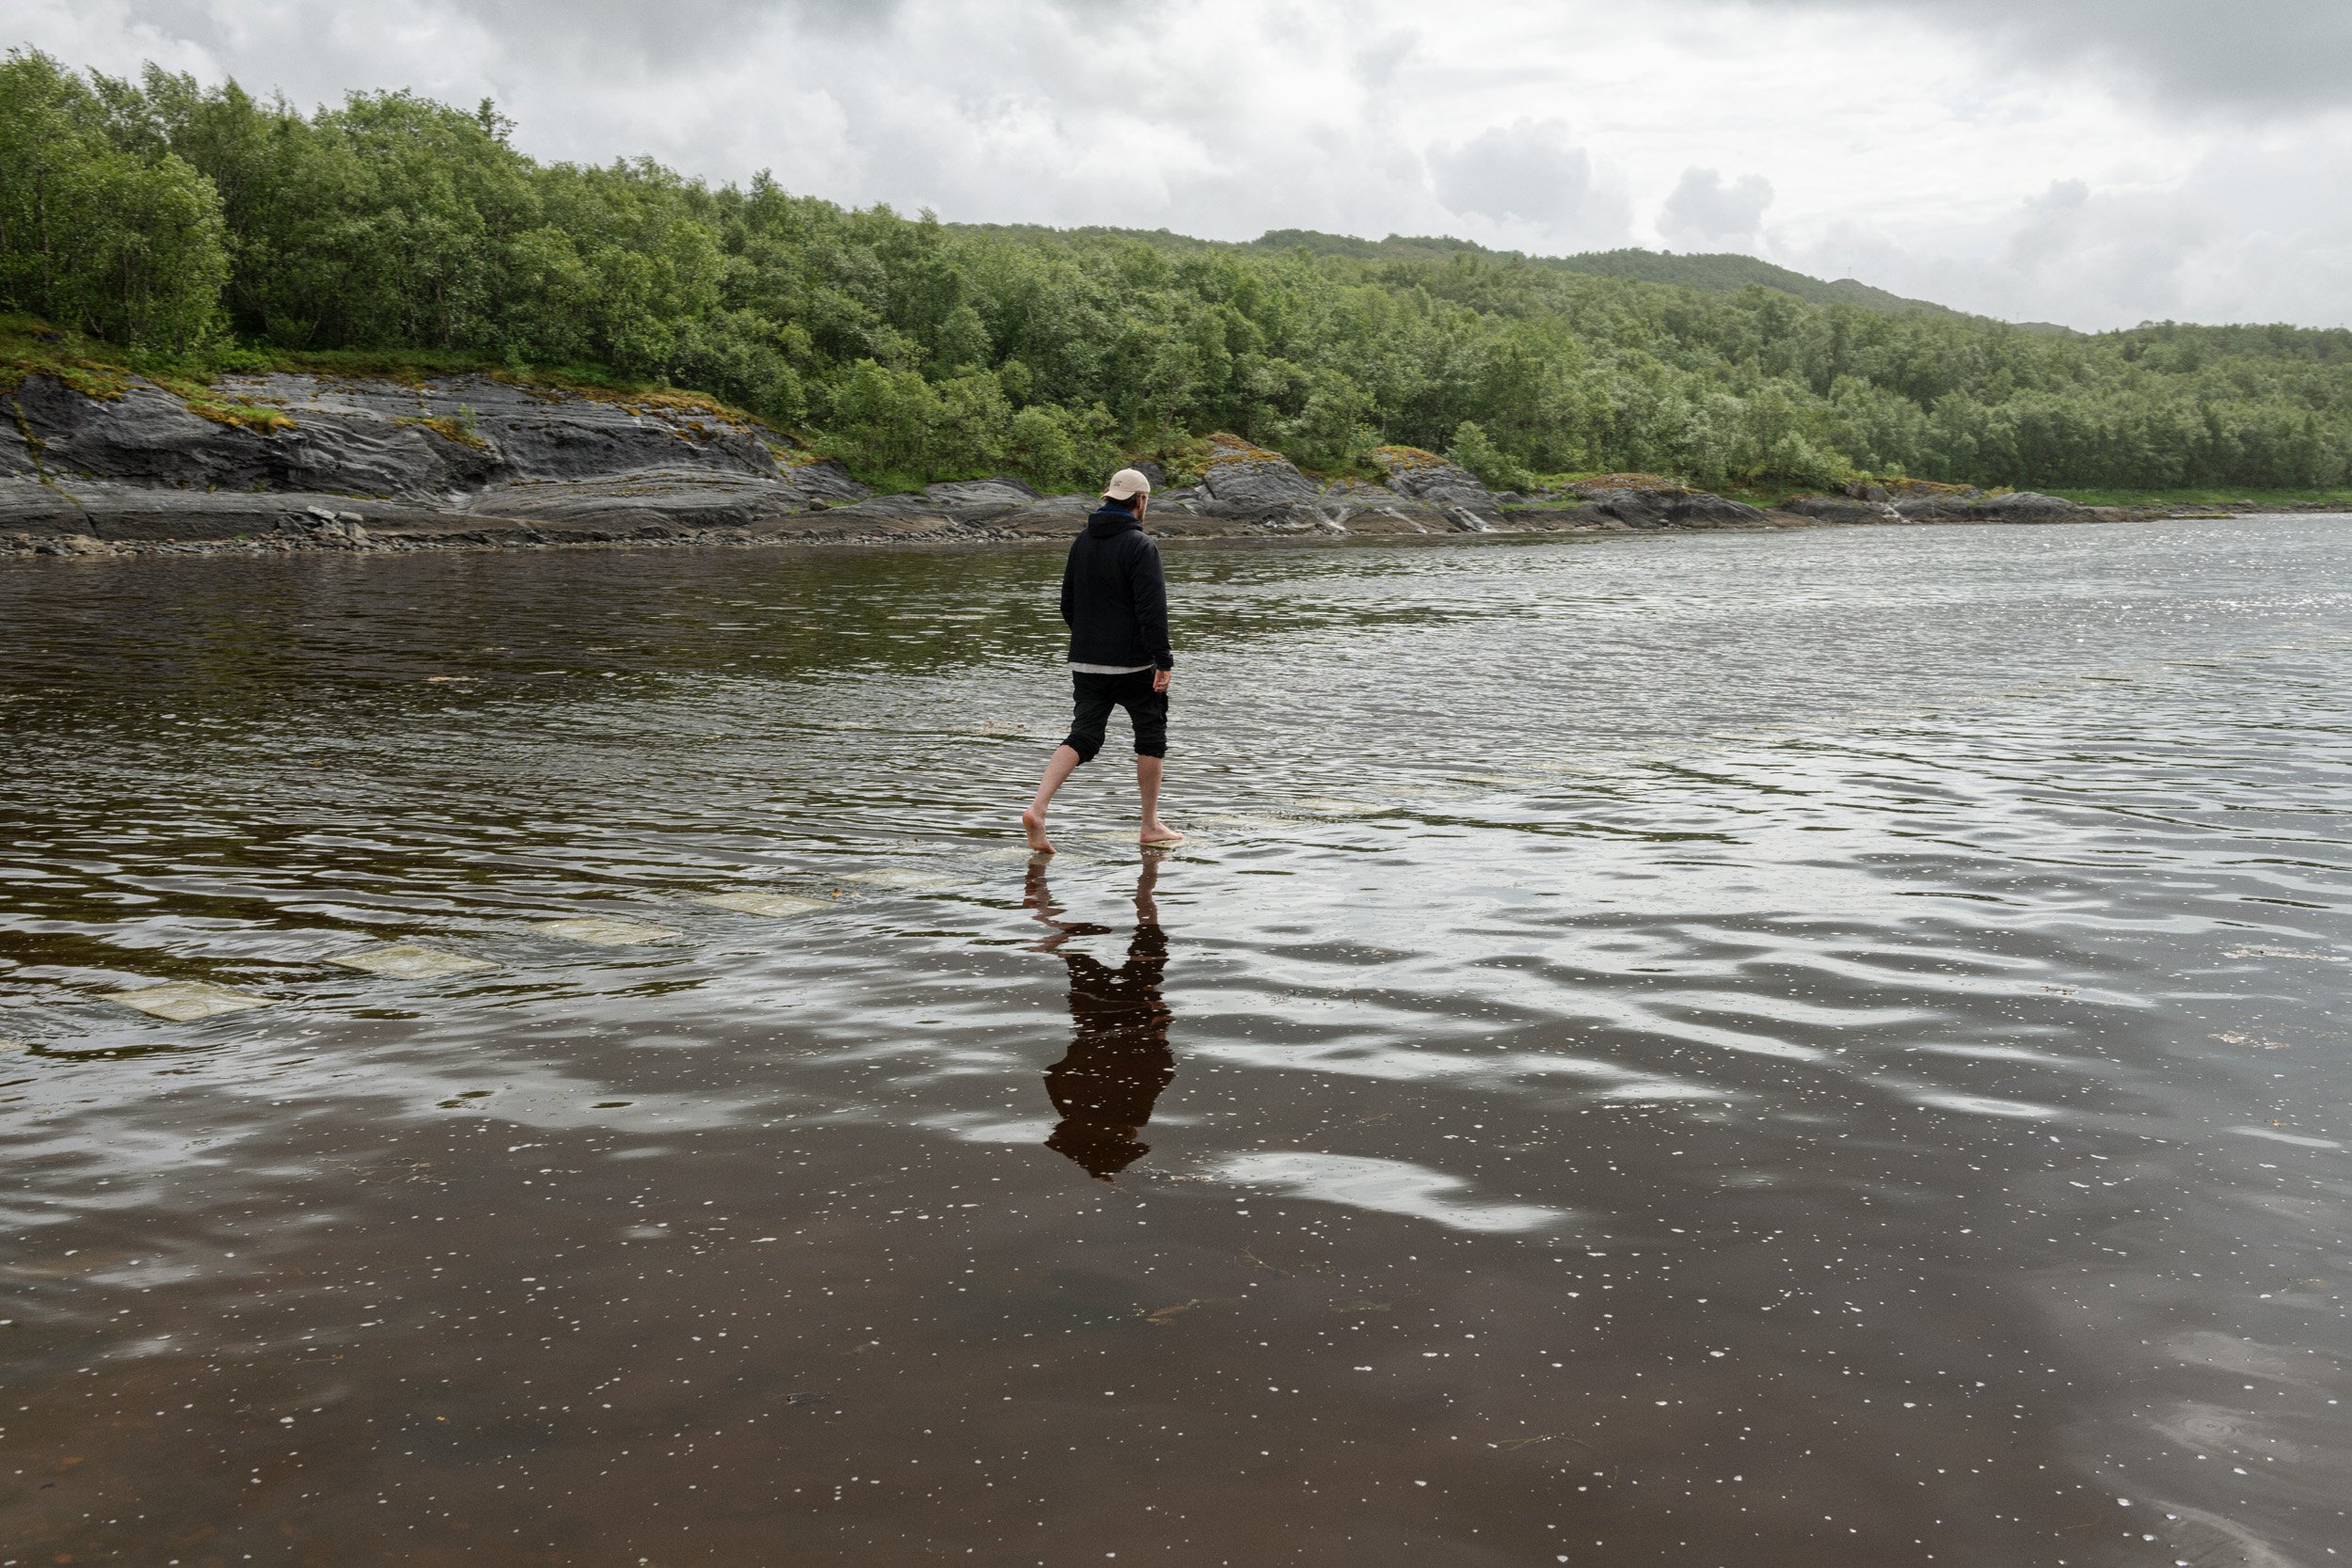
[1059,503,1173,671]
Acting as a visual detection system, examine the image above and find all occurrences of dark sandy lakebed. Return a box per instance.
[2,516,2348,1566]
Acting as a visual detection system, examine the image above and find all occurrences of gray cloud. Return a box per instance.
[1786,166,2294,327]
[1735,0,2352,111]
[1658,166,1773,245]
[1426,119,1629,242]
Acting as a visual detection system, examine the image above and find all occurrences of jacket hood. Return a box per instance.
[1086,504,1142,540]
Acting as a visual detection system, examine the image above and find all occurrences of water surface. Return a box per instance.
[4,519,2349,1566]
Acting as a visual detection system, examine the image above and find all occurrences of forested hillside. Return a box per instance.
[6,48,2351,496]
[1243,231,1960,318]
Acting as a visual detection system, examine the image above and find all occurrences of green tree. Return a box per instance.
[1445,420,1533,491]
[0,50,226,354]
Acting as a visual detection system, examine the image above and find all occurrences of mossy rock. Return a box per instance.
[1368,444,1450,475]
[1198,432,1286,467]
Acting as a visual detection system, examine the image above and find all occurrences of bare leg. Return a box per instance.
[1136,755,1184,845]
[1023,744,1082,854]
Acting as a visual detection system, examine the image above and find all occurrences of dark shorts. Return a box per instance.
[1063,669,1168,763]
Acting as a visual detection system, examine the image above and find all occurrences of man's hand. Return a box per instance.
[1152,668,1172,693]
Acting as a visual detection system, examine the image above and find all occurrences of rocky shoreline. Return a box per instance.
[0,371,2324,562]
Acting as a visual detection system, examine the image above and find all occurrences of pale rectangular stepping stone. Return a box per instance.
[1087,832,1201,848]
[326,942,500,979]
[1294,797,1393,816]
[1199,812,1285,834]
[840,869,955,891]
[529,917,682,947]
[102,981,275,1022]
[694,892,828,918]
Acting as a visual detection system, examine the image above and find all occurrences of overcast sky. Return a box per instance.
[17,0,2352,329]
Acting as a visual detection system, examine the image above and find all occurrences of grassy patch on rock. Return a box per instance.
[184,398,297,434]
[1560,471,1687,493]
[0,313,137,400]
[392,413,486,450]
[1369,444,1450,472]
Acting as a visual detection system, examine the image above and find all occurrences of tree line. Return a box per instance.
[5,48,2350,495]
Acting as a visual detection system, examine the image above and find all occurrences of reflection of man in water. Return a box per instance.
[1026,859,1174,1180]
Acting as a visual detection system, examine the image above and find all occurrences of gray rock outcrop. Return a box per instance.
[1784,494,1899,523]
[1369,450,1502,519]
[777,459,869,507]
[1553,481,1773,530]
[1315,480,1445,533]
[1191,436,1321,519]
[1667,492,1772,528]
[3,408,46,476]
[0,371,873,544]
[1891,494,1982,521]
[1787,487,2084,524]
[13,379,275,488]
[1892,490,2080,522]
[923,476,1041,510]
[0,372,2112,559]
[1581,487,1677,529]
[1967,490,2082,519]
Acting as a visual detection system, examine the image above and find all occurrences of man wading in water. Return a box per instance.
[1021,467,1184,854]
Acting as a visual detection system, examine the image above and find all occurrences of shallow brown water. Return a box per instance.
[3,519,2349,1567]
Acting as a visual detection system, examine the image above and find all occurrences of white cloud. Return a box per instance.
[1658,167,1773,246]
[8,0,2352,327]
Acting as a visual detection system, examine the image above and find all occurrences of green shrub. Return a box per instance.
[1445,421,1533,491]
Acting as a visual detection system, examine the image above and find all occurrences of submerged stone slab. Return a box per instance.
[1083,831,1202,852]
[326,942,500,979]
[1294,797,1394,817]
[1191,812,1294,839]
[102,981,276,1022]
[694,892,829,917]
[840,869,956,891]
[529,917,682,947]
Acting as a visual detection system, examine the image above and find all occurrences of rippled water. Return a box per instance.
[4,518,2349,1567]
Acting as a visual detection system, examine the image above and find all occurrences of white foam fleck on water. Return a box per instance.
[2228,1124,2342,1149]
[922,1113,1058,1144]
[1187,1041,1721,1102]
[1905,1091,2061,1120]
[1216,1151,1564,1232]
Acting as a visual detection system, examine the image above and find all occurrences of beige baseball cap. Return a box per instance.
[1103,467,1152,500]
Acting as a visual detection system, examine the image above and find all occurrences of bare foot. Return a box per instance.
[1022,808,1056,855]
[1140,823,1186,847]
